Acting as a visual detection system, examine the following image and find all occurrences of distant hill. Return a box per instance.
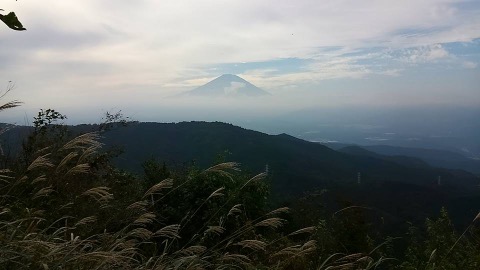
[364,145,480,174]
[325,143,480,175]
[338,145,431,169]
[181,74,270,97]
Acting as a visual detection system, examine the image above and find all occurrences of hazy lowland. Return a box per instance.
[1,1,480,269]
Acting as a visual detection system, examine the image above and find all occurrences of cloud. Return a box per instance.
[1,0,479,116]
[224,82,246,95]
[462,61,478,68]
[399,44,450,64]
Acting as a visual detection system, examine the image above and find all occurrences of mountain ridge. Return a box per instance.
[324,143,480,174]
[82,121,479,193]
[1,121,478,195]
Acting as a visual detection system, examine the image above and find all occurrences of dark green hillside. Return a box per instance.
[339,145,432,169]
[364,144,480,175]
[2,121,477,197]
[325,142,480,174]
[97,122,478,197]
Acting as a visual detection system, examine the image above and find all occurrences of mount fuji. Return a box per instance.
[182,74,270,97]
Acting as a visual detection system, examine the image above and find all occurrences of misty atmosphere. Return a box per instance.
[1,1,480,269]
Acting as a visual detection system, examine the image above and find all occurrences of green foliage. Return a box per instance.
[18,109,69,170]
[142,157,170,191]
[399,208,480,270]
[98,110,134,132]
[0,9,26,31]
[33,109,68,152]
[141,160,273,255]
[33,108,67,133]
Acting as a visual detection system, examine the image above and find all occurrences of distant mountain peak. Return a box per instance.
[218,74,240,79]
[182,74,270,97]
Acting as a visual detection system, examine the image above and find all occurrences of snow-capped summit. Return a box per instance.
[183,74,270,97]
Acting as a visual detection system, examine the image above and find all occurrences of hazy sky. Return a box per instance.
[1,0,479,122]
